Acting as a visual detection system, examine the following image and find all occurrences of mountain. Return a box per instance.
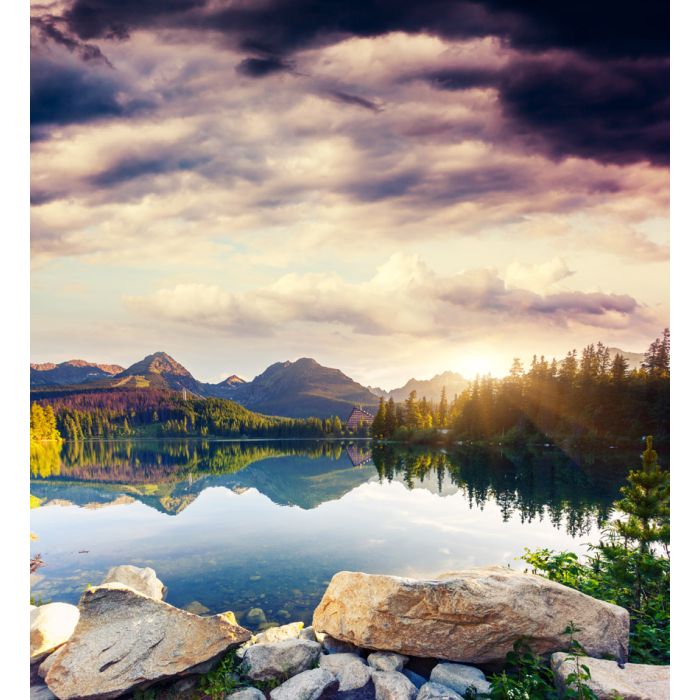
[113,351,203,393]
[30,360,124,387]
[380,371,470,403]
[223,357,379,419]
[219,374,247,386]
[608,347,645,370]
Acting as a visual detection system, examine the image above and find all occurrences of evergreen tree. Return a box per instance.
[438,387,448,428]
[404,390,422,430]
[385,398,397,435]
[371,398,387,438]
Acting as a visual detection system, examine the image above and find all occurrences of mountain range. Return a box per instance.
[30,345,646,420]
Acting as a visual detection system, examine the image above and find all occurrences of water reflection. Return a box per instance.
[30,439,632,624]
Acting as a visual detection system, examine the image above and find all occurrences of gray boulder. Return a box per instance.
[269,668,339,700]
[300,626,318,641]
[320,653,373,698]
[101,564,166,600]
[44,583,250,700]
[368,651,409,672]
[371,669,419,700]
[226,689,266,700]
[430,662,492,696]
[403,669,428,689]
[417,683,464,699]
[30,603,80,663]
[242,638,321,682]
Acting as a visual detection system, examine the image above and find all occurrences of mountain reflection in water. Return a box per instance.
[30,439,631,626]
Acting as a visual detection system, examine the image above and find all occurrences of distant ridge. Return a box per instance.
[375,370,470,403]
[30,360,124,387]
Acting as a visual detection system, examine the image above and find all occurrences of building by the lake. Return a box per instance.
[346,406,375,431]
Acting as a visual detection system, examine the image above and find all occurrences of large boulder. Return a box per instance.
[429,662,492,696]
[30,603,80,663]
[313,567,629,665]
[44,583,250,699]
[551,653,670,700]
[101,565,165,600]
[269,668,339,699]
[241,639,321,682]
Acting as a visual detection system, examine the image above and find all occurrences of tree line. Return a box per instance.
[371,330,670,447]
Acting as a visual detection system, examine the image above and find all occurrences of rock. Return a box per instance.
[300,626,318,641]
[551,653,670,700]
[371,670,419,700]
[313,567,629,664]
[320,653,373,698]
[30,685,57,700]
[270,668,340,699]
[430,662,492,696]
[37,649,60,679]
[242,639,322,682]
[416,682,463,699]
[322,634,363,655]
[246,607,267,625]
[101,564,165,600]
[169,676,200,694]
[184,600,210,615]
[226,689,266,700]
[30,603,80,663]
[254,621,304,644]
[368,651,409,672]
[44,583,250,700]
[403,670,428,689]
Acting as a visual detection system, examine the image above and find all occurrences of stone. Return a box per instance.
[313,567,629,665]
[270,668,340,700]
[430,662,492,696]
[300,626,318,641]
[30,603,80,663]
[320,653,373,698]
[246,607,267,625]
[371,670,419,700]
[226,689,266,700]
[368,651,409,672]
[403,670,428,689]
[37,649,60,679]
[322,634,363,655]
[30,685,57,700]
[417,682,463,699]
[101,564,165,600]
[242,638,322,682]
[254,621,304,644]
[44,583,250,700]
[551,653,670,700]
[184,600,210,615]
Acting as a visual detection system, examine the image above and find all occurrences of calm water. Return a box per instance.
[30,439,633,629]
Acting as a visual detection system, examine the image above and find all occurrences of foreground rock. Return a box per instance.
[368,651,408,672]
[101,564,165,600]
[430,662,492,696]
[44,583,250,699]
[320,653,373,698]
[241,639,321,682]
[313,567,629,664]
[551,653,670,700]
[253,621,304,645]
[225,689,265,700]
[371,670,418,700]
[30,603,80,663]
[270,668,339,699]
[416,683,463,700]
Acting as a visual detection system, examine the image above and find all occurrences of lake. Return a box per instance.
[30,438,633,630]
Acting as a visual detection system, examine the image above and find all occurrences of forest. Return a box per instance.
[31,389,352,440]
[371,330,670,448]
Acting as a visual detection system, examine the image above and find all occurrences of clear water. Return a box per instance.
[30,439,632,630]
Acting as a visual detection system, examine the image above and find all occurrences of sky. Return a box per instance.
[30,0,669,389]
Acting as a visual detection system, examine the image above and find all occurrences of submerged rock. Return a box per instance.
[313,567,629,664]
[184,600,210,615]
[429,662,491,696]
[371,669,418,700]
[269,668,339,699]
[101,564,165,600]
[246,607,267,626]
[44,583,250,700]
[30,603,80,663]
[241,638,321,682]
[551,653,670,700]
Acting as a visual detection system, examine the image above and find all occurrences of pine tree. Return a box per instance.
[371,398,387,438]
[438,387,448,428]
[404,390,422,430]
[385,398,397,435]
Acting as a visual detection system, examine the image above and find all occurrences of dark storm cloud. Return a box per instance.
[420,55,669,166]
[323,90,381,112]
[236,56,292,77]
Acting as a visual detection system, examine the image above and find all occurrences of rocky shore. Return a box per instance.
[30,565,670,700]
